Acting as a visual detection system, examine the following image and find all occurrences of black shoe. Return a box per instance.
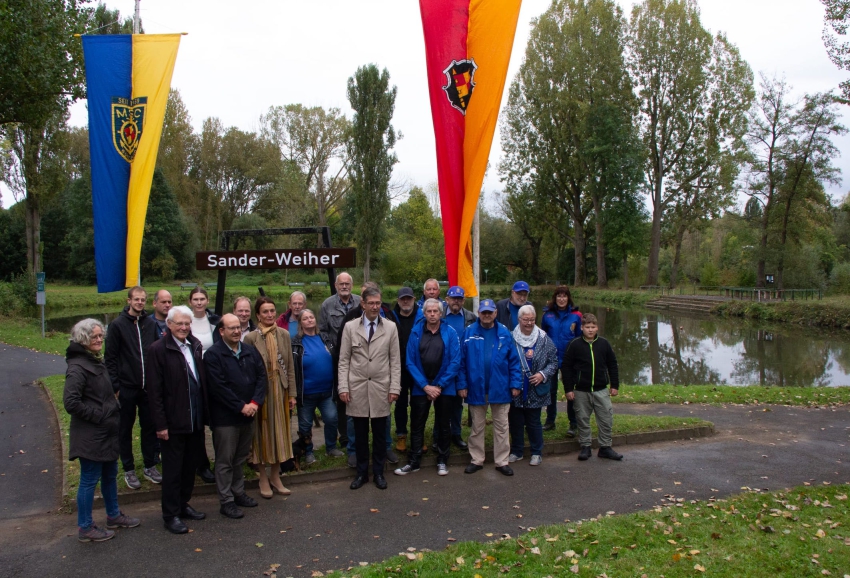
[180,505,206,520]
[385,449,399,464]
[452,435,468,449]
[197,468,215,484]
[430,443,438,453]
[234,493,258,508]
[219,502,244,519]
[566,426,577,438]
[374,474,387,490]
[598,446,623,460]
[542,422,556,431]
[350,475,368,490]
[164,517,188,534]
[464,463,483,474]
[495,465,514,476]
[578,446,592,461]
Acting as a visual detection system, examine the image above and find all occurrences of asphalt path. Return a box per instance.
[0,402,846,577]
[0,344,65,521]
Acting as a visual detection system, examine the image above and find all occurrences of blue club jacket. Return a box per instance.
[541,307,582,363]
[406,318,461,396]
[457,321,522,405]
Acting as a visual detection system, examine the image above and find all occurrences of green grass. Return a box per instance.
[338,483,850,577]
[614,384,850,407]
[0,316,70,354]
[714,296,850,329]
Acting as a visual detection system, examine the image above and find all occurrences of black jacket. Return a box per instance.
[104,306,157,391]
[204,339,267,428]
[495,298,518,331]
[146,334,209,434]
[291,332,335,404]
[63,342,120,462]
[561,336,620,393]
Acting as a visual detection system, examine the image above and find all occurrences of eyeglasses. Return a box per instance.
[519,318,536,323]
[90,335,104,341]
[170,322,191,328]
[365,301,382,307]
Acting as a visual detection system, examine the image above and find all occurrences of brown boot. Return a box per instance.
[395,435,407,452]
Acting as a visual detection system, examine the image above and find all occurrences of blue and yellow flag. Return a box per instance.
[82,34,181,293]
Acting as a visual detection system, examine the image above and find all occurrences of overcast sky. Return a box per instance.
[4,0,849,210]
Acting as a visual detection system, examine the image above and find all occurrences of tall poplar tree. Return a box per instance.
[345,64,398,282]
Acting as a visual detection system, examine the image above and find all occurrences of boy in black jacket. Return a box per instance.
[561,313,623,461]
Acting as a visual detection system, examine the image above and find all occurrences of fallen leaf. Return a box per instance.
[672,553,682,562]
[311,572,324,577]
[406,511,419,517]
[194,548,202,552]
[667,539,677,544]
[570,564,579,574]
[482,506,489,509]
[405,553,416,561]
[564,550,577,558]
[447,537,457,542]
[695,564,706,572]
[530,547,541,555]
[370,508,379,513]
[485,533,493,537]
[256,543,263,548]
[690,549,701,555]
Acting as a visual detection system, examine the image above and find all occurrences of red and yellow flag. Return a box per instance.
[420,0,522,297]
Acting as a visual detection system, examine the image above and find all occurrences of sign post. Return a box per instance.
[36,272,46,338]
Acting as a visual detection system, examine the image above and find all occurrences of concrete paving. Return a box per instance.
[0,344,64,521]
[0,397,846,578]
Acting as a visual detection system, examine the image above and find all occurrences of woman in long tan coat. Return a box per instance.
[244,296,297,498]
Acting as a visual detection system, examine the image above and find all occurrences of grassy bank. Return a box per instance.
[0,316,70,355]
[614,384,850,407]
[40,374,709,500]
[338,483,850,577]
[714,296,850,329]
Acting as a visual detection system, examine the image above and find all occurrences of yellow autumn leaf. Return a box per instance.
[456,557,465,565]
[695,564,706,572]
[690,549,701,555]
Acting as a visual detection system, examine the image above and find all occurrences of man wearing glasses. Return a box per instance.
[457,299,522,476]
[338,286,401,490]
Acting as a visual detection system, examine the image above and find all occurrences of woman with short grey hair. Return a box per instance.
[64,319,140,542]
[508,304,559,466]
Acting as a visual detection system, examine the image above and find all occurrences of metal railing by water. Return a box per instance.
[640,285,822,301]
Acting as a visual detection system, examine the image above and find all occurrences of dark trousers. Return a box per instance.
[337,399,349,446]
[118,386,158,471]
[545,372,576,426]
[212,423,254,504]
[195,427,212,472]
[394,378,412,435]
[509,406,544,457]
[352,415,387,478]
[433,395,463,443]
[160,430,203,519]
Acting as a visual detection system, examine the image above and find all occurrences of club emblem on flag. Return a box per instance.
[111,96,147,162]
[442,59,477,115]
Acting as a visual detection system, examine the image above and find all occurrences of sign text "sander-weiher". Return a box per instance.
[196,248,356,270]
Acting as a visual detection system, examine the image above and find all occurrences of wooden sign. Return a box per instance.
[196,248,356,271]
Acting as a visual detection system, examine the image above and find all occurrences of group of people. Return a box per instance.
[63,274,622,543]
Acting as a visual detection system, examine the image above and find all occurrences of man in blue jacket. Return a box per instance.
[394,299,460,477]
[204,314,267,519]
[457,299,522,476]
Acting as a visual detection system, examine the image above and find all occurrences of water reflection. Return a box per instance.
[580,304,850,386]
[45,300,850,386]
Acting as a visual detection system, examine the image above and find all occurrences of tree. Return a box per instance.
[346,64,398,282]
[500,0,637,286]
[0,0,89,127]
[157,89,197,214]
[1,108,71,274]
[381,187,446,283]
[821,0,850,102]
[260,104,351,233]
[501,183,550,284]
[141,169,194,280]
[629,0,753,286]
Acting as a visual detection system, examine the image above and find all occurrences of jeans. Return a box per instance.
[297,391,338,453]
[509,406,544,457]
[347,414,392,455]
[545,372,576,426]
[77,458,119,529]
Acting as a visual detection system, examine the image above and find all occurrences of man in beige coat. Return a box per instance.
[338,286,401,490]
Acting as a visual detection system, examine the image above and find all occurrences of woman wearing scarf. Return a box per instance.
[244,296,297,498]
[508,304,559,466]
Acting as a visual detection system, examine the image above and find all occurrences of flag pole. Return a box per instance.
[133,0,140,34]
[472,198,480,311]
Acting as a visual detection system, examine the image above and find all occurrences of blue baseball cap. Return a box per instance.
[512,281,530,293]
[446,286,465,298]
[478,298,497,312]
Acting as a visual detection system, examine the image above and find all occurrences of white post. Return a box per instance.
[472,199,480,312]
[133,0,141,34]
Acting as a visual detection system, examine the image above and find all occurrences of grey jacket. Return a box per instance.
[337,315,401,418]
[319,293,361,344]
[64,343,120,462]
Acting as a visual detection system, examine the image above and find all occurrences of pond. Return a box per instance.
[45,299,850,387]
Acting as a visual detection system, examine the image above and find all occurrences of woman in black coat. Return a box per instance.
[64,319,140,542]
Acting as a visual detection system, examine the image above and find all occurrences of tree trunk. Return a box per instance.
[363,241,371,282]
[593,194,607,288]
[669,225,686,289]
[24,198,41,274]
[646,200,662,286]
[573,214,587,286]
[756,208,770,288]
[622,255,629,289]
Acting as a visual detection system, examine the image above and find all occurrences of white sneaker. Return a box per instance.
[529,455,542,466]
[394,464,420,476]
[437,463,448,476]
[508,454,523,463]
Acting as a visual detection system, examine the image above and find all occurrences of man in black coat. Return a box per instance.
[146,306,209,535]
[204,314,266,519]
[104,285,160,490]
